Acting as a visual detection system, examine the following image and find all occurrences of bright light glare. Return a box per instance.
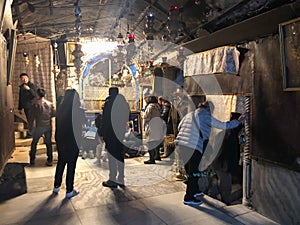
[82,41,118,56]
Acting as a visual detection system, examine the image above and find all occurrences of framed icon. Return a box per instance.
[279,17,300,91]
[65,42,76,66]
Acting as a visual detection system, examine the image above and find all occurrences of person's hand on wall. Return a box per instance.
[238,112,247,124]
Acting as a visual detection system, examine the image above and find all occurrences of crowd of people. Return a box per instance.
[18,72,246,204]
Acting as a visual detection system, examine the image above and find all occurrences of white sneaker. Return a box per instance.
[53,187,60,194]
[66,190,79,199]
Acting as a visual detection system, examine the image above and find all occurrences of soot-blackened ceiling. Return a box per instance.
[11,0,299,45]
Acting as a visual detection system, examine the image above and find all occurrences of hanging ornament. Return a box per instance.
[23,52,29,66]
[72,42,84,76]
[166,5,183,40]
[144,12,155,40]
[73,2,83,79]
[128,33,135,43]
[126,33,136,64]
[177,46,186,69]
[34,54,40,68]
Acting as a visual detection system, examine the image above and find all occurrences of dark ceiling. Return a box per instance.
[11,0,300,46]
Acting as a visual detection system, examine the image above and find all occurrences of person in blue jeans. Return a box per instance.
[174,100,246,205]
[30,88,55,165]
[53,89,86,199]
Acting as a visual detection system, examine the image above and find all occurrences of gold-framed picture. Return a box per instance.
[279,17,300,91]
[65,42,76,66]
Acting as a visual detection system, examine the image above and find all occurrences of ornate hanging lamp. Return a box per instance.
[166,5,183,41]
[144,12,155,40]
[72,1,84,79]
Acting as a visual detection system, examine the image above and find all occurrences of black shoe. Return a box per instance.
[25,134,33,139]
[144,160,155,164]
[45,161,53,166]
[30,159,35,165]
[102,180,118,188]
[117,183,126,188]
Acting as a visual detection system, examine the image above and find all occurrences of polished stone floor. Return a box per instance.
[0,146,279,225]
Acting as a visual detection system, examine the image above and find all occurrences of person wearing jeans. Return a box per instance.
[30,88,55,165]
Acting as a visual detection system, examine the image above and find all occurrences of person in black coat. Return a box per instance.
[18,73,37,138]
[53,89,86,199]
[98,87,130,188]
[211,112,243,205]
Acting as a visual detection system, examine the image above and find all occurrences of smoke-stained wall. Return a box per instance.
[250,36,300,224]
[0,35,15,175]
[251,36,300,171]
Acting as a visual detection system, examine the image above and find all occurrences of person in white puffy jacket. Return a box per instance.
[143,96,165,164]
[174,100,246,205]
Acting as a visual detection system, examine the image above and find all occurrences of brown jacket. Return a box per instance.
[32,98,55,127]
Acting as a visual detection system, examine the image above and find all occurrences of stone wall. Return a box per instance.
[12,33,56,110]
[251,160,300,224]
[0,34,15,175]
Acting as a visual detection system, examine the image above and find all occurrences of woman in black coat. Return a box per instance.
[53,89,86,199]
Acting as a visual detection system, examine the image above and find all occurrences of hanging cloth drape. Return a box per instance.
[184,46,240,76]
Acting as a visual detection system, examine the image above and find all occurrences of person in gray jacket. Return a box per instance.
[174,100,245,205]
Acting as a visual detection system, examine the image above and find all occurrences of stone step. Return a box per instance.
[14,122,25,131]
[14,131,28,139]
[13,142,56,155]
[15,137,44,147]
[34,144,57,155]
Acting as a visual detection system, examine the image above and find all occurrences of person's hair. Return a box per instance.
[198,100,214,112]
[19,73,28,78]
[56,89,82,136]
[37,88,45,98]
[59,89,80,107]
[160,97,169,104]
[109,87,119,96]
[148,95,158,104]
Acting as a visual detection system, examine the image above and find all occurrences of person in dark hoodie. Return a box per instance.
[18,73,37,138]
[99,87,130,188]
[53,89,86,199]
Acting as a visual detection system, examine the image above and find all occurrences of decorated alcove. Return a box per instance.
[183,45,250,205]
[184,37,300,224]
[82,59,140,111]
